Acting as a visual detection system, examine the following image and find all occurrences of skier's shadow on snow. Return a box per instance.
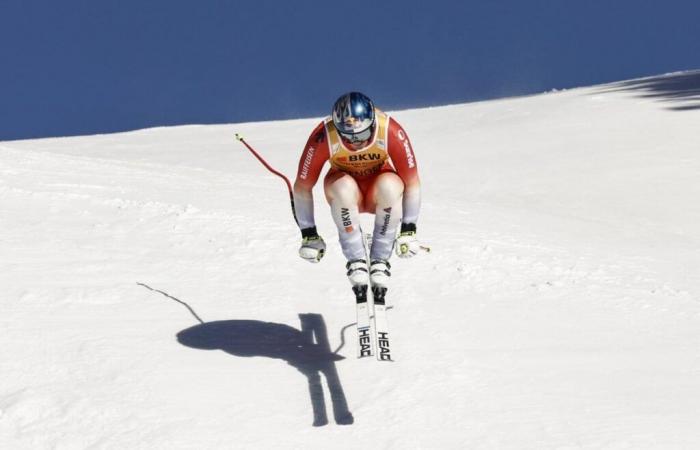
[598,70,700,111]
[177,314,354,427]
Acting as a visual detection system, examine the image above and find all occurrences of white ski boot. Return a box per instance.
[369,259,391,289]
[346,259,369,286]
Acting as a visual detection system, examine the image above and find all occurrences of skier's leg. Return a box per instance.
[324,170,366,262]
[366,172,404,261]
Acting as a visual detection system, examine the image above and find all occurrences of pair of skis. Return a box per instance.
[354,283,392,361]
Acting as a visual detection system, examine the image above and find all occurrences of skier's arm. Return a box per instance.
[387,118,421,232]
[293,122,330,236]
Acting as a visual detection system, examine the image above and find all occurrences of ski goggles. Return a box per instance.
[339,124,375,143]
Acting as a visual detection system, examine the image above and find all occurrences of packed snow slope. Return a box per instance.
[2,71,700,449]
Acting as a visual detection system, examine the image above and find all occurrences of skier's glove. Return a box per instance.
[299,227,326,263]
[395,223,420,259]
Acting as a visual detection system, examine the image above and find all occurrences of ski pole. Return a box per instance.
[235,133,298,225]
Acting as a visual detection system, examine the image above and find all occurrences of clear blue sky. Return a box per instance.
[1,0,699,140]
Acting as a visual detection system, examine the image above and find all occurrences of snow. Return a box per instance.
[2,71,700,449]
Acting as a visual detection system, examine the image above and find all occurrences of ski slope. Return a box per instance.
[2,71,700,449]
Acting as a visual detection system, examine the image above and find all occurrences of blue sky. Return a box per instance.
[1,0,699,140]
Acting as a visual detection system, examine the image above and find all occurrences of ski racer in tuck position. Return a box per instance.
[293,92,422,290]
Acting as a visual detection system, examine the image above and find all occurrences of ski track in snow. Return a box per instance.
[2,73,700,449]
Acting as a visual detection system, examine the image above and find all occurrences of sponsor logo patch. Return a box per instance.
[349,153,382,161]
[341,207,354,233]
[397,130,415,169]
[358,327,372,357]
[314,129,325,143]
[300,146,315,180]
[377,331,391,361]
[349,166,382,178]
[379,207,392,236]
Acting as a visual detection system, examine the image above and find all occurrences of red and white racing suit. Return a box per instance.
[293,109,421,261]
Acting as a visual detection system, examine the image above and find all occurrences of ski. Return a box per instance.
[371,285,392,361]
[352,232,392,361]
[353,284,373,358]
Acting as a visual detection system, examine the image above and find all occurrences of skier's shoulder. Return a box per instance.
[386,115,410,139]
[301,121,331,163]
[385,115,413,152]
[308,120,328,145]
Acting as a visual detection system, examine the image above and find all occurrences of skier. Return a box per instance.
[293,92,422,290]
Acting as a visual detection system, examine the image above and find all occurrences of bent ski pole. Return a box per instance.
[235,133,298,225]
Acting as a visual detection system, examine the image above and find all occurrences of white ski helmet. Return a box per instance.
[332,92,376,143]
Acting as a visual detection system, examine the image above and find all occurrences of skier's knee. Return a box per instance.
[325,175,360,204]
[373,173,404,206]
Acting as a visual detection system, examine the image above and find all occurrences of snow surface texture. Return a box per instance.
[1,71,700,449]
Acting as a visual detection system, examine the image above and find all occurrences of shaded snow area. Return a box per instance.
[2,71,700,449]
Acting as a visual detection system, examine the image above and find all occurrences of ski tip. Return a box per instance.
[235,133,244,141]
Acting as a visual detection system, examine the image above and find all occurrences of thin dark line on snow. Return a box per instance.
[137,282,205,324]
